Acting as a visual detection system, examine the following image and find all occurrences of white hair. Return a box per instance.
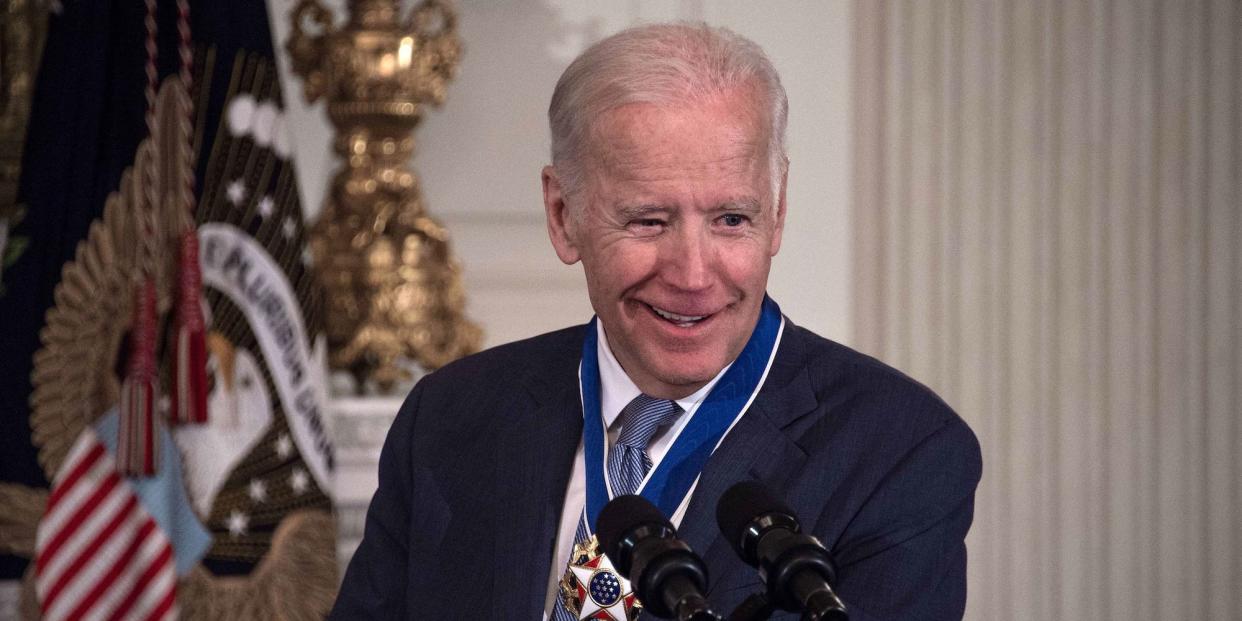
[548,22,789,207]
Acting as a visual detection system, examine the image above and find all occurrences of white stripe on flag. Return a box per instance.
[40,503,149,619]
[113,558,176,621]
[35,435,107,550]
[84,529,171,621]
[35,482,131,597]
[35,428,176,621]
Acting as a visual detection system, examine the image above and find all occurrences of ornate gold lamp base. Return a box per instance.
[289,0,480,392]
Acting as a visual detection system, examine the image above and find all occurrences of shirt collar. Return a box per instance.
[595,322,731,429]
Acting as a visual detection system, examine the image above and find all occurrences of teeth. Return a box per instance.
[651,306,706,323]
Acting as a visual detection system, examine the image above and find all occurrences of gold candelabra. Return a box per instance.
[287,0,479,391]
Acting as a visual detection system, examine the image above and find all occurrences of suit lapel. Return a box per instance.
[677,325,820,590]
[490,358,583,618]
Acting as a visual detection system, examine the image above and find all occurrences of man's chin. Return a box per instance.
[641,358,728,398]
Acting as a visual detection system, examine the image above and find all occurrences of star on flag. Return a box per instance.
[248,478,268,503]
[226,179,248,206]
[257,195,275,219]
[274,433,293,459]
[568,551,638,620]
[290,467,310,495]
[226,509,249,537]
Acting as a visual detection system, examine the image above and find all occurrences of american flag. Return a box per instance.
[35,429,177,621]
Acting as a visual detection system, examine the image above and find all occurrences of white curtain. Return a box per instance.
[851,1,1240,619]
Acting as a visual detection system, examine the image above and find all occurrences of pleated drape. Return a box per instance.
[852,1,1240,619]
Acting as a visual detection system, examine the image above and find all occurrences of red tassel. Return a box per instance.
[170,229,209,425]
[119,278,160,476]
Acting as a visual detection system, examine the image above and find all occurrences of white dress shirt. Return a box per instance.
[542,322,731,617]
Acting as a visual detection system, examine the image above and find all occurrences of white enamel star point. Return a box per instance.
[568,552,636,620]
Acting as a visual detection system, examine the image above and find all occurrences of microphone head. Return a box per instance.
[596,494,673,575]
[716,480,798,564]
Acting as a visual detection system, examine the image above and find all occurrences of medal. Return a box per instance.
[559,296,785,619]
[557,535,642,621]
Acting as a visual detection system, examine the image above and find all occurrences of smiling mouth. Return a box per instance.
[648,304,711,327]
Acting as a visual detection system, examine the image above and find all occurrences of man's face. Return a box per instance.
[543,86,786,399]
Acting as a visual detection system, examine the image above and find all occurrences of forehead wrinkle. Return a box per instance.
[588,102,766,171]
[592,145,766,190]
[576,96,778,216]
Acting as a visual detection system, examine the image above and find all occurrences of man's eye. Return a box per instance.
[628,218,666,235]
[720,214,748,227]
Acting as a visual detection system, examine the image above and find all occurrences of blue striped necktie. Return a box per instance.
[552,395,682,620]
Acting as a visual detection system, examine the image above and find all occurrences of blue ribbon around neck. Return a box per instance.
[579,296,784,531]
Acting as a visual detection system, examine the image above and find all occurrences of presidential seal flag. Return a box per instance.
[176,43,338,588]
[2,1,339,618]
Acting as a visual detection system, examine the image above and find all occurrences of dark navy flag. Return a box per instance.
[1,0,160,584]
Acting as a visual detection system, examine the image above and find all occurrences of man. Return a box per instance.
[331,23,980,620]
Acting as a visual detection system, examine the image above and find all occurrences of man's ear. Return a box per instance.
[769,165,788,256]
[543,165,581,265]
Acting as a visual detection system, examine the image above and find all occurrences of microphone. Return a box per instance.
[716,481,848,621]
[596,495,722,621]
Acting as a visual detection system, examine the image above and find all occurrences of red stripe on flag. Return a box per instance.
[105,543,174,621]
[36,431,181,621]
[37,470,121,570]
[46,443,105,508]
[141,580,177,621]
[41,494,140,609]
[64,520,159,620]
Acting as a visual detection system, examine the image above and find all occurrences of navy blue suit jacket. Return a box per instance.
[331,319,981,620]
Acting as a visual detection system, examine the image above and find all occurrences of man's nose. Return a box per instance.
[659,227,713,292]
